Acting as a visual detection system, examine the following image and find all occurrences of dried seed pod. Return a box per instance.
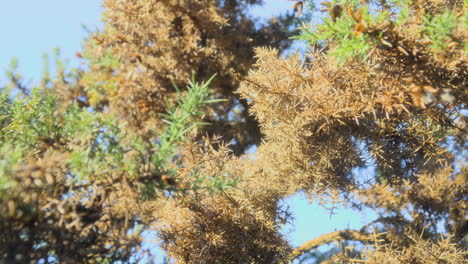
[380,38,393,48]
[354,22,368,36]
[397,45,410,56]
[291,1,304,17]
[348,6,363,23]
[330,5,343,22]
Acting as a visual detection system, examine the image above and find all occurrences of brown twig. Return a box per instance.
[287,230,374,263]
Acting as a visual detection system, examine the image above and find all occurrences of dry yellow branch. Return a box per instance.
[287,230,373,262]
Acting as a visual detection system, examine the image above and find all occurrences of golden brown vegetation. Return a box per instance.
[0,0,466,263]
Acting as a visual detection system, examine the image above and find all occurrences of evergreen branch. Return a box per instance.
[152,74,216,171]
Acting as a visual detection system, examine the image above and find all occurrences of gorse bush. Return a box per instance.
[0,0,466,263]
[0,67,224,262]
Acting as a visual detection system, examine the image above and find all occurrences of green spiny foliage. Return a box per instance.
[0,59,226,262]
[0,72,223,191]
[423,9,458,51]
[293,1,375,61]
[154,74,219,171]
[295,0,466,62]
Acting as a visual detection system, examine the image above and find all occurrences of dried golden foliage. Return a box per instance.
[238,47,463,192]
[0,151,143,262]
[77,0,294,154]
[358,234,467,264]
[155,195,290,263]
[357,166,467,241]
[233,1,467,259]
[1,0,467,263]
[151,137,292,263]
[144,1,468,258]
[1,0,296,261]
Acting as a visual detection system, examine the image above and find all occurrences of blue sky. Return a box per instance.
[0,0,376,262]
[0,0,103,83]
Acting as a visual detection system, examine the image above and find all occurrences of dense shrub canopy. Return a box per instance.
[0,0,466,263]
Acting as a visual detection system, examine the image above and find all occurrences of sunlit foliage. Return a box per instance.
[0,0,466,263]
